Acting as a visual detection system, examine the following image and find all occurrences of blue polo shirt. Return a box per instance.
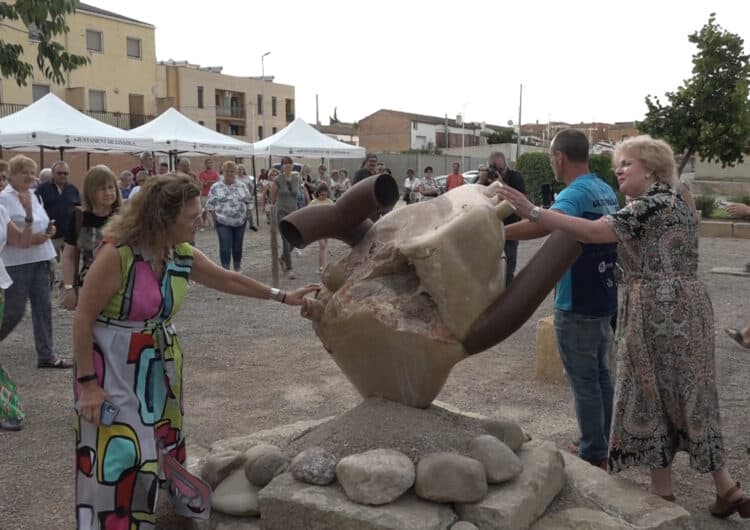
[552,173,618,316]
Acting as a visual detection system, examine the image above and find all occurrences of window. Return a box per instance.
[198,120,205,126]
[272,96,277,117]
[197,86,204,109]
[272,127,277,134]
[27,23,43,42]
[257,94,263,115]
[413,122,418,130]
[86,30,103,52]
[126,37,141,59]
[32,84,50,102]
[89,89,106,112]
[257,126,264,139]
[230,124,244,136]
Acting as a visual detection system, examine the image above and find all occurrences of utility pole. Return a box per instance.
[260,51,271,140]
[516,84,523,164]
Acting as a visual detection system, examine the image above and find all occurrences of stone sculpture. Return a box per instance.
[281,174,581,407]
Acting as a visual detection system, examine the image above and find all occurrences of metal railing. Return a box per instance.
[216,105,246,118]
[0,103,26,119]
[0,102,152,129]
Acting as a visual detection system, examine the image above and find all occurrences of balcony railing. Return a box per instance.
[0,103,27,119]
[216,105,246,119]
[0,102,152,130]
[86,110,152,129]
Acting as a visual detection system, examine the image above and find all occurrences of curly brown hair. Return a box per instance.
[103,174,200,259]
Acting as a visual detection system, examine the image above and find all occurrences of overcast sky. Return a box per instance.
[92,0,749,127]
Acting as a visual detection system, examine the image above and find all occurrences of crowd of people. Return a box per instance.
[1,134,750,526]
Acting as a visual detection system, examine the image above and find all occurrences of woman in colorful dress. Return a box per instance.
[205,161,252,271]
[0,185,35,431]
[73,174,319,529]
[61,166,120,310]
[497,135,749,518]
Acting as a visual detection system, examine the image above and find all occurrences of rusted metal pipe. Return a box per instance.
[280,173,399,248]
[462,231,582,354]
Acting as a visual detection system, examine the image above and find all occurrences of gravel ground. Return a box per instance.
[0,224,749,529]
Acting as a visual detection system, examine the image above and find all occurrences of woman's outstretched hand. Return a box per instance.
[284,284,321,306]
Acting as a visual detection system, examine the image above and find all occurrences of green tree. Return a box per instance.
[0,0,89,86]
[487,128,516,144]
[516,152,559,204]
[639,14,750,176]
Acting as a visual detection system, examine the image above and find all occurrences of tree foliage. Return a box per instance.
[0,0,90,86]
[639,14,750,175]
[516,152,558,204]
[486,128,516,144]
[517,152,625,206]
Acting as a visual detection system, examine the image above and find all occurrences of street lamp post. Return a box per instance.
[260,51,271,141]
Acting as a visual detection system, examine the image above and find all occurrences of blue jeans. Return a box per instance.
[554,309,614,464]
[215,222,246,270]
[0,260,55,363]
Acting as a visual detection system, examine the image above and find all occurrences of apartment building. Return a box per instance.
[156,61,295,143]
[0,2,158,128]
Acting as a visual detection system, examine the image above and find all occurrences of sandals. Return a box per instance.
[0,418,23,431]
[724,328,750,349]
[37,358,73,369]
[710,481,750,518]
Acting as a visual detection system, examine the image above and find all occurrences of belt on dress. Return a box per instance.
[95,316,175,359]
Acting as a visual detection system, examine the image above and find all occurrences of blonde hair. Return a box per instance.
[9,154,37,176]
[615,135,677,188]
[221,160,237,172]
[103,174,200,260]
[82,165,121,212]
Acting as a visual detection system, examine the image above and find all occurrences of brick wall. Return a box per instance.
[358,111,412,152]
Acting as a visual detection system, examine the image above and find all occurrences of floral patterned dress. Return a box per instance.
[605,182,724,473]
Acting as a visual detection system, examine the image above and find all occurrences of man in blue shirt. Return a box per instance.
[505,129,618,469]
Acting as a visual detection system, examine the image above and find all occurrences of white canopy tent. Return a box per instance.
[0,93,152,152]
[129,107,254,156]
[252,118,365,158]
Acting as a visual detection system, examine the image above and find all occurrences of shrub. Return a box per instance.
[728,194,750,205]
[515,152,558,204]
[694,195,716,217]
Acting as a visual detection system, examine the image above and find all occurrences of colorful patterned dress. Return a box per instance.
[605,182,725,473]
[75,242,194,530]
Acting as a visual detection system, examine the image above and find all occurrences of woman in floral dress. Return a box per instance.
[73,174,319,529]
[497,135,749,518]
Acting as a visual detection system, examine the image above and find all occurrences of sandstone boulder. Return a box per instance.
[244,445,288,487]
[211,468,260,517]
[482,419,526,452]
[336,449,415,505]
[415,452,487,503]
[290,446,337,486]
[304,185,514,407]
[468,434,523,483]
[200,449,246,489]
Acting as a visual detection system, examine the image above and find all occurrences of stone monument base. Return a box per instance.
[192,400,690,530]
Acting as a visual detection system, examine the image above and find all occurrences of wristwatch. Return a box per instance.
[269,287,283,302]
[24,216,33,224]
[529,206,542,223]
